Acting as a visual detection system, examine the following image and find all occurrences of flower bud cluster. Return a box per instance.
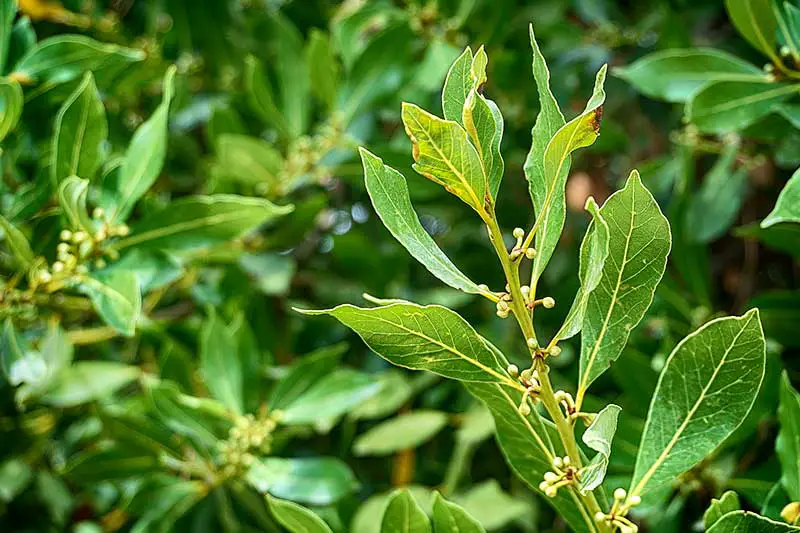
[511,365,542,416]
[217,413,277,478]
[30,211,129,291]
[509,227,536,261]
[539,455,578,498]
[594,488,642,532]
[273,114,345,195]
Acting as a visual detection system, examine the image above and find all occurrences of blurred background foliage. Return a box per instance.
[0,0,798,531]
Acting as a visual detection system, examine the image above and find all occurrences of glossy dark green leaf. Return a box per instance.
[350,369,413,421]
[432,492,485,533]
[778,372,800,500]
[687,81,798,134]
[146,381,227,452]
[244,55,290,137]
[13,35,145,85]
[215,134,283,186]
[360,148,480,294]
[298,303,515,385]
[50,72,107,185]
[280,369,380,425]
[57,176,94,232]
[705,491,742,529]
[615,48,766,103]
[554,197,609,342]
[579,172,670,397]
[353,410,448,456]
[0,78,22,142]
[77,270,141,336]
[63,445,158,483]
[114,195,292,253]
[306,29,339,110]
[200,310,243,414]
[0,213,34,268]
[268,495,333,533]
[725,0,778,57]
[401,102,487,214]
[0,0,14,74]
[707,511,800,532]
[247,457,358,506]
[108,66,176,223]
[530,64,607,284]
[42,361,140,407]
[686,142,749,242]
[763,168,800,227]
[381,489,431,533]
[630,310,765,499]
[269,343,348,409]
[128,476,206,533]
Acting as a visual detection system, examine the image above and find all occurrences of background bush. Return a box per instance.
[0,0,798,531]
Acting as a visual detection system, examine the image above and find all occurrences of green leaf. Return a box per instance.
[247,457,358,506]
[778,372,800,500]
[108,66,176,223]
[114,194,292,253]
[13,35,145,85]
[432,492,485,533]
[353,410,448,456]
[460,47,504,200]
[360,148,480,294]
[442,47,473,124]
[0,459,32,503]
[630,309,765,499]
[686,141,749,242]
[0,319,30,384]
[704,491,742,529]
[381,489,431,533]
[128,477,205,533]
[464,383,597,533]
[50,72,107,186]
[554,197,610,342]
[146,381,225,451]
[401,102,487,214]
[725,0,778,58]
[270,13,310,137]
[200,310,243,414]
[77,270,141,336]
[578,171,670,395]
[0,0,14,74]
[43,362,140,407]
[244,55,289,137]
[580,404,621,493]
[268,495,333,533]
[530,64,607,284]
[57,176,94,232]
[452,480,528,531]
[350,369,413,421]
[707,510,800,532]
[215,134,283,186]
[297,303,515,386]
[280,369,380,425]
[763,168,800,227]
[269,343,348,410]
[615,48,767,103]
[524,23,566,219]
[0,214,34,268]
[306,29,339,110]
[0,78,22,142]
[687,81,799,134]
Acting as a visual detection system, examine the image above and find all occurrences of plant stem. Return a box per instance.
[485,213,610,533]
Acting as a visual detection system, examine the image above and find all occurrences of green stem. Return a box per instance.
[484,213,610,533]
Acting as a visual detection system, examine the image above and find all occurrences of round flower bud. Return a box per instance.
[526,337,538,349]
[549,345,562,357]
[507,364,519,378]
[594,512,606,522]
[60,230,73,241]
[513,227,525,239]
[518,402,531,416]
[544,472,559,483]
[553,457,564,469]
[52,262,64,273]
[525,248,536,259]
[629,495,642,506]
[562,456,571,466]
[614,488,627,500]
[545,486,557,498]
[542,296,556,309]
[539,481,549,492]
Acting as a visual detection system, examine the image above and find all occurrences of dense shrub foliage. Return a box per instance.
[0,1,799,532]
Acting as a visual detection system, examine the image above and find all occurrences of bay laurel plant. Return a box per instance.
[300,26,776,533]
